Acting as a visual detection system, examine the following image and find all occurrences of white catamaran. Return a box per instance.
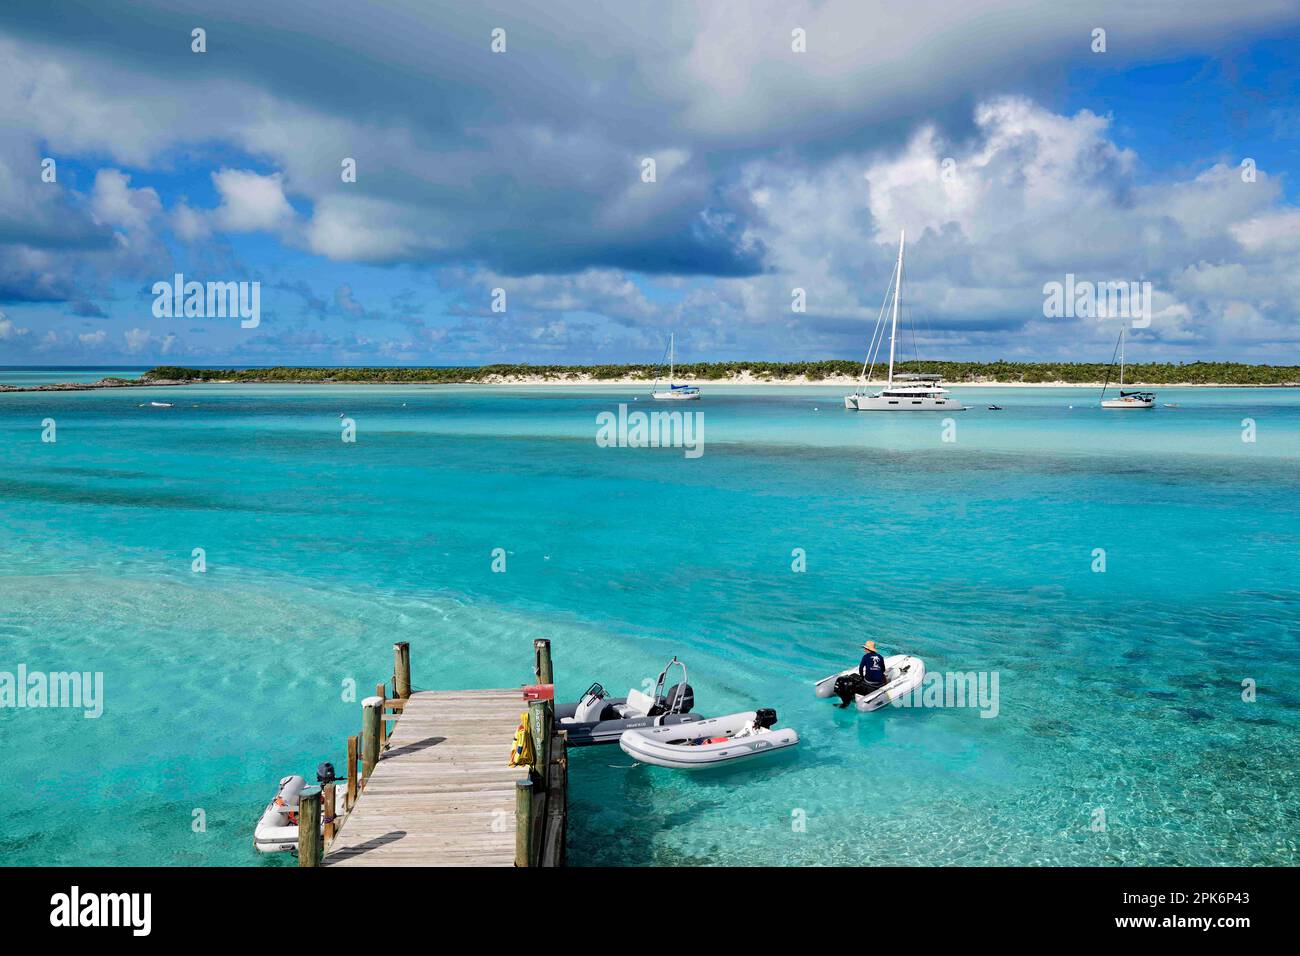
[651,333,700,400]
[1100,327,1154,409]
[844,230,965,412]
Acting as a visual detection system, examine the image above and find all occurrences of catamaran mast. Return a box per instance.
[1118,327,1125,387]
[668,333,675,385]
[886,230,905,386]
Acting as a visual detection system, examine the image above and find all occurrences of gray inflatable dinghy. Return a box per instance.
[556,656,703,746]
[619,708,799,769]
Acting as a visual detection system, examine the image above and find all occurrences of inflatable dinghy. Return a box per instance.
[254,765,339,854]
[254,774,316,853]
[557,656,703,746]
[814,654,926,712]
[619,708,799,769]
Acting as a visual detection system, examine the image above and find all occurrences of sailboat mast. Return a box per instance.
[1119,328,1125,387]
[669,333,675,385]
[886,229,905,386]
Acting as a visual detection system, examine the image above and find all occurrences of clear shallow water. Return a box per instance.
[0,383,1296,866]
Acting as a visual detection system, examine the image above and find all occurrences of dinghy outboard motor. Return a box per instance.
[316,762,338,786]
[755,708,778,729]
[833,674,869,707]
[662,682,694,714]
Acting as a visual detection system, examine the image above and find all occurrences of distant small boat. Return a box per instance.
[1100,329,1154,409]
[150,401,173,408]
[651,333,700,401]
[1163,403,1180,408]
[987,405,1003,411]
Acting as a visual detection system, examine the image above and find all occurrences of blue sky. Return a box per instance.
[2,1,1299,366]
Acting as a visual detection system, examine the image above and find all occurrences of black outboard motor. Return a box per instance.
[755,707,778,729]
[316,762,338,786]
[662,682,694,714]
[833,674,869,708]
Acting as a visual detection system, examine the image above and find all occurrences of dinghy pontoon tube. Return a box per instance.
[556,656,703,746]
[254,774,314,853]
[619,708,800,769]
[814,654,926,712]
[254,764,337,854]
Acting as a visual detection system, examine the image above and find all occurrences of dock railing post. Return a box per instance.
[528,698,551,780]
[362,696,384,781]
[346,735,359,809]
[298,786,323,867]
[534,638,553,685]
[515,778,533,867]
[394,641,411,699]
[322,782,337,845]
[376,682,389,744]
[527,697,552,862]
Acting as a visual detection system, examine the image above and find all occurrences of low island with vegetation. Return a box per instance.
[133,360,1300,387]
[4,361,1298,393]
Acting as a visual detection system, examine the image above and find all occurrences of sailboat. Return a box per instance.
[844,230,965,412]
[1099,328,1154,409]
[651,333,700,400]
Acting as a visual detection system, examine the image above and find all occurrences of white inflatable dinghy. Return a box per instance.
[254,774,326,854]
[619,708,799,769]
[814,654,926,712]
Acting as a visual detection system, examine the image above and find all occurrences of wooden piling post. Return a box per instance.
[298,786,323,867]
[393,641,411,699]
[528,698,550,775]
[534,638,553,685]
[527,697,552,860]
[322,783,337,844]
[376,682,389,743]
[346,735,359,809]
[362,696,384,781]
[515,778,533,867]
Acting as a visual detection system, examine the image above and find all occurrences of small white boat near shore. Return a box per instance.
[254,772,335,853]
[650,333,700,400]
[619,708,799,769]
[815,654,926,712]
[1100,328,1154,409]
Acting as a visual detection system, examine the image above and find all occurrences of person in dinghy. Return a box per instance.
[834,641,886,708]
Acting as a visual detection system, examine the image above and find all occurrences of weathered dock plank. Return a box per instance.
[324,688,528,867]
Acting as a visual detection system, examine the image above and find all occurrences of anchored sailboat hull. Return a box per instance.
[846,393,966,411]
[842,230,964,412]
[651,333,700,400]
[1100,328,1155,409]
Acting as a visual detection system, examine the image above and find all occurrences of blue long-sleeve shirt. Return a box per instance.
[859,651,886,683]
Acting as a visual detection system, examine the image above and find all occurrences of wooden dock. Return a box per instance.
[294,640,567,868]
[324,688,528,866]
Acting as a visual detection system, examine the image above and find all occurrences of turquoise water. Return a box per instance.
[1,383,1297,866]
